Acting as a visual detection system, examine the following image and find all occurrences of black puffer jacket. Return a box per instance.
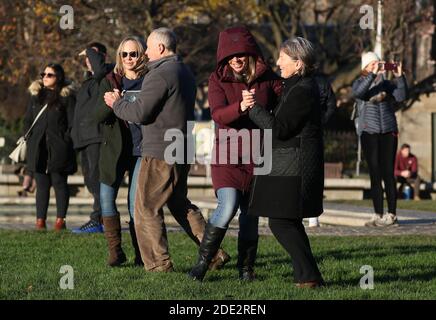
[248,75,324,219]
[24,80,77,174]
[71,48,113,149]
[352,73,408,135]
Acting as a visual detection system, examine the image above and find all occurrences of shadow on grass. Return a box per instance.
[325,269,436,287]
[316,245,436,261]
[256,244,436,263]
[398,219,436,225]
[254,245,436,288]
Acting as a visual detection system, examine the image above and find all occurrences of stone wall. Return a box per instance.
[397,93,436,181]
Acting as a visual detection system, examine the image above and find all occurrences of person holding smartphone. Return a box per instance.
[352,52,408,227]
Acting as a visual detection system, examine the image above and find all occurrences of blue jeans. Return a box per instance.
[209,187,259,241]
[100,156,140,221]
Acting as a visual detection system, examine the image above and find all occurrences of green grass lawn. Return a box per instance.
[327,200,436,212]
[0,230,435,300]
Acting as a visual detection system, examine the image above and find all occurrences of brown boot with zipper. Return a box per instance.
[103,214,127,267]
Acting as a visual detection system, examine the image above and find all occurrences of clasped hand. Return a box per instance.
[240,89,256,112]
[103,89,121,109]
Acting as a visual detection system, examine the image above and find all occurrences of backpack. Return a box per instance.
[350,99,366,136]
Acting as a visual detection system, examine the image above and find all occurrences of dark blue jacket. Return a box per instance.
[352,73,408,135]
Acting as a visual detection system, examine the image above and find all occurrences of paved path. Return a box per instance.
[1,198,435,236]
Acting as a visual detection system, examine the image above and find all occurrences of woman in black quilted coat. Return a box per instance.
[247,37,324,288]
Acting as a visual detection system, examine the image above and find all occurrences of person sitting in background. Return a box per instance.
[395,143,421,200]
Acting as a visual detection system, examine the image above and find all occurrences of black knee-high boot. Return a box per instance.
[188,223,227,281]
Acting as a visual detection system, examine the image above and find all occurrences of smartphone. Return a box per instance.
[384,62,397,71]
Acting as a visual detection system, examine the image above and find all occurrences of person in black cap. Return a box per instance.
[71,42,113,233]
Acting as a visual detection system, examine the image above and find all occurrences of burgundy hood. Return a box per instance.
[215,26,267,81]
[216,27,263,64]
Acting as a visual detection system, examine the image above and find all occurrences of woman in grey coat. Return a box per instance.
[352,52,408,227]
[247,37,324,288]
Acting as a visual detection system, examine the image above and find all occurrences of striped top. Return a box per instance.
[352,73,408,135]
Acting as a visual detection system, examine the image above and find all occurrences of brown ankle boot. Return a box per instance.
[54,218,66,231]
[35,218,46,230]
[103,214,127,267]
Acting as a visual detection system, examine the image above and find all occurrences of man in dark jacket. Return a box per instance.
[71,42,113,233]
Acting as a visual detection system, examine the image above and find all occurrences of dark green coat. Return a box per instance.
[94,72,132,186]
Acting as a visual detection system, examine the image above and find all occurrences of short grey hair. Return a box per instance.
[150,27,177,53]
[280,37,317,76]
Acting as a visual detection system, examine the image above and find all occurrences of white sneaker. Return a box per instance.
[375,213,398,227]
[364,214,382,227]
[308,217,320,227]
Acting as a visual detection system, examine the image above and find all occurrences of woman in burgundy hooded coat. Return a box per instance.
[188,26,281,281]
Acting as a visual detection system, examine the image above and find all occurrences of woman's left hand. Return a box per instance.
[241,89,256,111]
[393,62,403,78]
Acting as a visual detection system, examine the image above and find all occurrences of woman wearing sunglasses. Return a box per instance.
[24,63,76,231]
[93,36,148,266]
[188,26,282,282]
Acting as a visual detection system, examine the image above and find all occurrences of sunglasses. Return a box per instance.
[121,51,139,58]
[40,72,56,78]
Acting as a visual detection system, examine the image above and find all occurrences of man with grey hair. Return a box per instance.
[149,27,177,53]
[104,28,229,272]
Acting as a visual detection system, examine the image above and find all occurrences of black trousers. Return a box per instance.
[79,143,101,221]
[361,132,398,215]
[269,218,322,283]
[34,172,69,219]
